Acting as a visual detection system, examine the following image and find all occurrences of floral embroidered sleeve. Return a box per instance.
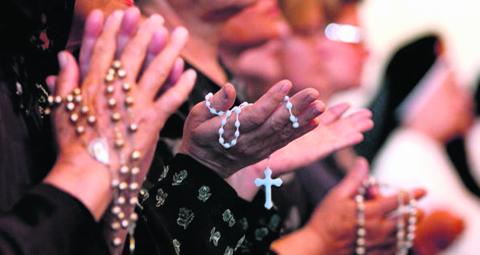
[139,154,284,255]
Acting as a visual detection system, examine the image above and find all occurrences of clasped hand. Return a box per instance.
[180,81,325,178]
[44,7,196,221]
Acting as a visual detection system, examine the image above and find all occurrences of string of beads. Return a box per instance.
[355,177,417,255]
[46,60,141,255]
[204,93,299,149]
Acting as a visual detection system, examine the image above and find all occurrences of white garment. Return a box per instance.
[372,128,480,255]
[466,119,480,186]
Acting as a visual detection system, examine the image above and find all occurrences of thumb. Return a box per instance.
[195,83,236,121]
[207,83,236,113]
[55,51,80,96]
[334,157,369,198]
[45,75,57,94]
[318,102,350,125]
[187,83,236,129]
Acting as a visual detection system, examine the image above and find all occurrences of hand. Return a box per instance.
[413,210,465,255]
[180,80,325,178]
[226,103,373,200]
[271,158,427,255]
[271,102,373,173]
[44,7,195,220]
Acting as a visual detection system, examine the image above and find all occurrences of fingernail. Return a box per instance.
[149,14,164,24]
[172,27,189,41]
[107,10,124,28]
[46,76,56,91]
[222,83,232,100]
[281,81,291,93]
[311,103,323,116]
[186,69,197,80]
[58,52,68,69]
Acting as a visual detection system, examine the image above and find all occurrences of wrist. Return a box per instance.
[179,145,233,178]
[226,163,264,201]
[43,150,112,221]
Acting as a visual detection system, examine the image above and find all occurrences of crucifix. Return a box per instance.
[255,167,283,210]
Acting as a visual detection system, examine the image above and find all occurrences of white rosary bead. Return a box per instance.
[284,96,299,128]
[356,247,366,255]
[206,93,249,149]
[205,92,300,149]
[205,93,225,117]
[218,108,241,149]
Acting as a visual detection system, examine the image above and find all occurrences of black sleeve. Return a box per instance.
[0,184,109,255]
[138,154,282,255]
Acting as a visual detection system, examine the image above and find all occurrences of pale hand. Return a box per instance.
[227,103,373,200]
[43,7,196,253]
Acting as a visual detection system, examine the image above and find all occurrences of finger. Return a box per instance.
[238,80,292,131]
[278,115,321,147]
[120,14,166,83]
[156,58,185,98]
[318,102,350,125]
[87,10,124,82]
[368,188,427,217]
[159,58,185,95]
[351,109,372,121]
[411,188,427,201]
[333,157,369,198]
[365,218,397,248]
[368,185,382,199]
[144,30,169,75]
[367,236,397,252]
[367,194,399,218]
[368,240,397,255]
[250,88,321,139]
[116,7,142,59]
[351,109,374,132]
[327,110,373,149]
[292,100,325,127]
[46,75,57,93]
[256,99,324,153]
[55,51,80,96]
[341,133,365,150]
[153,69,197,126]
[187,83,236,131]
[138,26,189,99]
[79,10,104,79]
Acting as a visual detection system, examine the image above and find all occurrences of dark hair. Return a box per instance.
[355,34,440,162]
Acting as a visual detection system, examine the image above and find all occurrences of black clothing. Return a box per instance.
[355,35,439,163]
[0,1,108,253]
[142,154,282,255]
[356,34,480,201]
[134,63,283,255]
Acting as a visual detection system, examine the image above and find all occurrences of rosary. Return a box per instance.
[206,92,418,254]
[47,60,140,255]
[356,177,417,255]
[205,93,299,209]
